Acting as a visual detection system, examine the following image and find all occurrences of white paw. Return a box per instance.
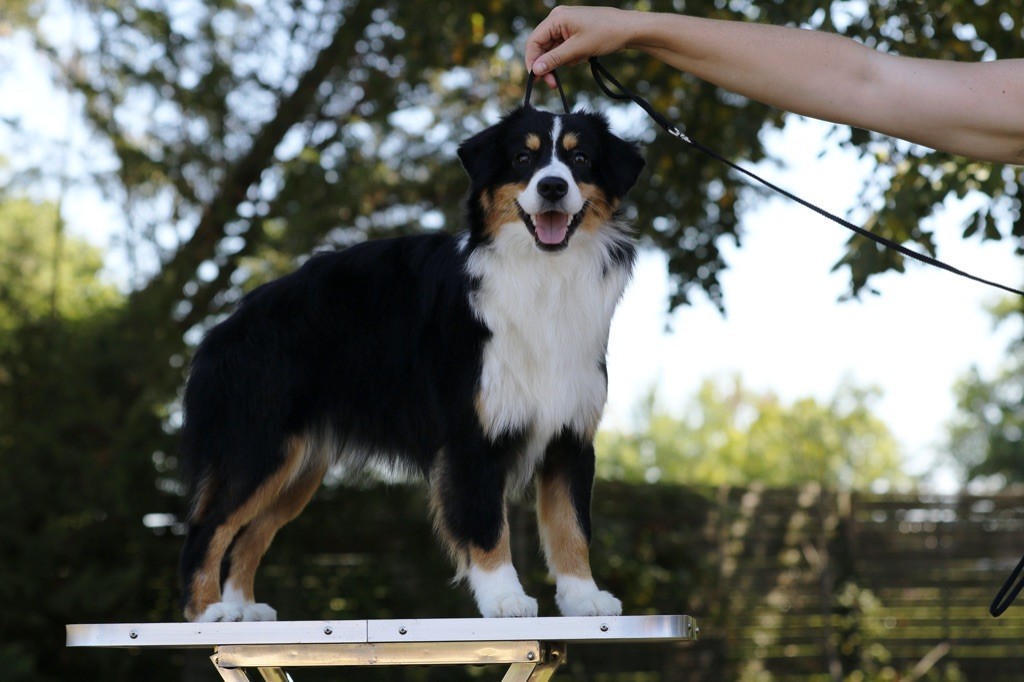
[557,589,622,617]
[469,564,538,617]
[195,602,245,622]
[242,603,277,621]
[195,601,278,622]
[556,576,622,617]
[480,592,540,618]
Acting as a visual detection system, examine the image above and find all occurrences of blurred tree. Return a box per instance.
[0,0,34,34]
[597,378,908,490]
[2,0,1021,320]
[948,298,1024,482]
[0,198,119,336]
[0,198,183,680]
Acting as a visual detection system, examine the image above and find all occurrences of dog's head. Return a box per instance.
[458,107,644,252]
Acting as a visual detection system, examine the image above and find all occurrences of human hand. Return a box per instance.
[525,6,632,87]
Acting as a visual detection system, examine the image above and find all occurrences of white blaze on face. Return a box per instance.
[517,117,585,246]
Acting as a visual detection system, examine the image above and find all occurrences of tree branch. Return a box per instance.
[129,3,367,317]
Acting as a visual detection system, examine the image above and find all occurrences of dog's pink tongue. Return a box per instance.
[535,212,569,245]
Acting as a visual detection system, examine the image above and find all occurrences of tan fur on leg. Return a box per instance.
[427,454,469,577]
[469,510,511,571]
[224,460,327,604]
[536,473,593,580]
[185,435,315,620]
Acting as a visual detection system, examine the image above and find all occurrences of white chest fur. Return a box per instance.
[465,224,632,452]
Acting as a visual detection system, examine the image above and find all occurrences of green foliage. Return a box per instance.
[0,198,120,337]
[4,0,1019,320]
[0,199,179,679]
[0,313,183,680]
[0,0,37,34]
[597,378,908,490]
[948,297,1024,482]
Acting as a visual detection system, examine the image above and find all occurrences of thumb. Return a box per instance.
[532,41,576,76]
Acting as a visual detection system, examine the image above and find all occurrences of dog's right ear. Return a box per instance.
[457,122,504,187]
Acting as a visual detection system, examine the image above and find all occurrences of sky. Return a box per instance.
[605,117,1022,489]
[3,22,1021,492]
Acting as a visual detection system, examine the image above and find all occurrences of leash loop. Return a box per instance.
[525,68,570,114]
[585,57,1024,299]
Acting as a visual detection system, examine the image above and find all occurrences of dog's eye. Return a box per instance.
[514,151,532,166]
[571,151,590,166]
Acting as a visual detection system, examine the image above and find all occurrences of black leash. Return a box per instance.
[584,57,1024,298]
[991,553,1024,617]
[527,60,1024,616]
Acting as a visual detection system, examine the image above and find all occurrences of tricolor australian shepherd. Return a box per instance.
[179,105,645,622]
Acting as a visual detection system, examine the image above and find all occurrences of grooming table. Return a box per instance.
[67,614,698,680]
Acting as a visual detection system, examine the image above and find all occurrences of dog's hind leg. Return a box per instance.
[220,448,328,621]
[536,429,622,617]
[429,447,538,618]
[180,512,231,621]
[180,506,249,622]
[181,435,318,622]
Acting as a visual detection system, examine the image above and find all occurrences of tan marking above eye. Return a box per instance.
[525,133,541,151]
[562,132,579,150]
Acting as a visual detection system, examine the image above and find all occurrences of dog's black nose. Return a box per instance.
[537,176,568,201]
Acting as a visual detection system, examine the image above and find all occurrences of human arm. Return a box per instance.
[525,6,1024,164]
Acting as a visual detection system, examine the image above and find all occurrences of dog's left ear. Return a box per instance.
[457,122,503,188]
[602,135,646,198]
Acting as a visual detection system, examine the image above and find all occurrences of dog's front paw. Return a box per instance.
[469,564,538,617]
[556,577,623,617]
[558,589,622,617]
[195,602,245,623]
[480,592,539,618]
[242,603,277,621]
[195,601,278,622]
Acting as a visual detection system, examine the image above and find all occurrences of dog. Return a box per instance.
[178,105,645,622]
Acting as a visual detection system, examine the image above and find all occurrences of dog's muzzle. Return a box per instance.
[519,176,586,251]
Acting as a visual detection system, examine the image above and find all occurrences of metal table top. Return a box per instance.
[67,615,698,649]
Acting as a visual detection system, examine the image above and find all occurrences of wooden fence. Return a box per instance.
[657,486,1024,681]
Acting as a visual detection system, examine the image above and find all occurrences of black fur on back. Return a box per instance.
[180,233,487,516]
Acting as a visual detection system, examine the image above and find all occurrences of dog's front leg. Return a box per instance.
[429,443,538,618]
[465,505,538,618]
[536,430,622,617]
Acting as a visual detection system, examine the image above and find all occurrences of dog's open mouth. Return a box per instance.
[534,211,570,245]
[518,205,587,251]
